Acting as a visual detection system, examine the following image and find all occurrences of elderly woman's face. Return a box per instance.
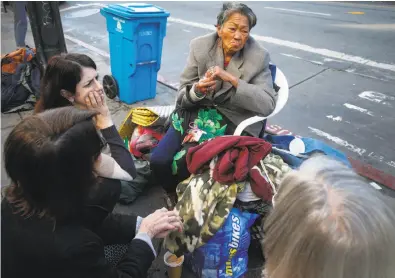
[217,13,250,55]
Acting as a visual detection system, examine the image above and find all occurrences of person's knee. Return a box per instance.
[150,149,173,169]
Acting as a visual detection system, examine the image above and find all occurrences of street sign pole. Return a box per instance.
[26,1,67,67]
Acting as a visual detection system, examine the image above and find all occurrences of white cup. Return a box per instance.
[164,251,184,278]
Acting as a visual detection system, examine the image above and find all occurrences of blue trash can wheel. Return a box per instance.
[103,74,119,99]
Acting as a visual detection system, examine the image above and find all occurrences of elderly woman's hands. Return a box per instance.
[194,67,217,94]
[195,77,216,95]
[138,208,183,239]
[212,66,239,88]
[195,66,239,94]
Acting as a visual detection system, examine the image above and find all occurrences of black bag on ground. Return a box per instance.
[1,47,41,114]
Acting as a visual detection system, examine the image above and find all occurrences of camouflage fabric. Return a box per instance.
[164,168,245,256]
[164,154,290,256]
[261,153,291,191]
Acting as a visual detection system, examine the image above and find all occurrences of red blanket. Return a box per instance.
[186,136,273,201]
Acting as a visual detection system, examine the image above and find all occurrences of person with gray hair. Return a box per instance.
[216,2,257,30]
[151,2,277,205]
[263,156,395,278]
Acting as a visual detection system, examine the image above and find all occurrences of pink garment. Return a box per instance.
[129,126,164,158]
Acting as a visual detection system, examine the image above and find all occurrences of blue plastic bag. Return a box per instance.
[184,208,259,278]
[264,134,351,168]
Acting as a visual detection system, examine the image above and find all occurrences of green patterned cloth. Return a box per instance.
[164,170,245,256]
[171,108,228,175]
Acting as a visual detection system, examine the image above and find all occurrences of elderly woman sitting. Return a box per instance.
[151,2,277,202]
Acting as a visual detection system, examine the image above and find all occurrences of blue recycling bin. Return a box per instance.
[101,3,170,104]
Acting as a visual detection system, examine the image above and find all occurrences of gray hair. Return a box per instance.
[216,2,257,30]
[264,156,395,278]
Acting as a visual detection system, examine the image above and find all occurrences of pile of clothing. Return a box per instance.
[164,136,291,253]
[163,133,352,277]
[117,105,353,275]
[120,106,174,159]
[116,106,174,204]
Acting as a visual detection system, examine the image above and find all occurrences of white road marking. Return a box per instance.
[359,91,394,106]
[60,3,395,72]
[182,29,191,33]
[168,17,216,31]
[280,53,302,59]
[64,34,110,58]
[369,182,382,190]
[326,115,343,122]
[311,60,324,65]
[60,3,105,13]
[346,68,391,82]
[64,8,100,19]
[168,17,395,72]
[308,127,366,155]
[280,53,324,65]
[343,103,374,116]
[263,7,331,17]
[309,128,394,168]
[324,58,344,63]
[333,23,395,31]
[368,152,385,162]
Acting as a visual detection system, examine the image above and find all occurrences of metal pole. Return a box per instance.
[26,1,67,67]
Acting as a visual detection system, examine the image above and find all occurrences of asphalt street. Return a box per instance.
[6,2,395,177]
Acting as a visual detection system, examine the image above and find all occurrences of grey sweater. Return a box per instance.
[176,32,278,135]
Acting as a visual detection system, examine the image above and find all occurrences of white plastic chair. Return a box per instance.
[233,68,289,136]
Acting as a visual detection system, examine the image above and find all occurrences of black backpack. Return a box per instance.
[1,47,42,113]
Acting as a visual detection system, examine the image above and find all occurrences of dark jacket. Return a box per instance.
[84,125,136,232]
[1,201,155,278]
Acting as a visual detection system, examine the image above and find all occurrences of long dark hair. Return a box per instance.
[4,107,103,223]
[35,53,97,113]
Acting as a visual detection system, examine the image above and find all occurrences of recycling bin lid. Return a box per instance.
[101,3,169,19]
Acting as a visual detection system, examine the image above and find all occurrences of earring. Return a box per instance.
[69,98,74,103]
